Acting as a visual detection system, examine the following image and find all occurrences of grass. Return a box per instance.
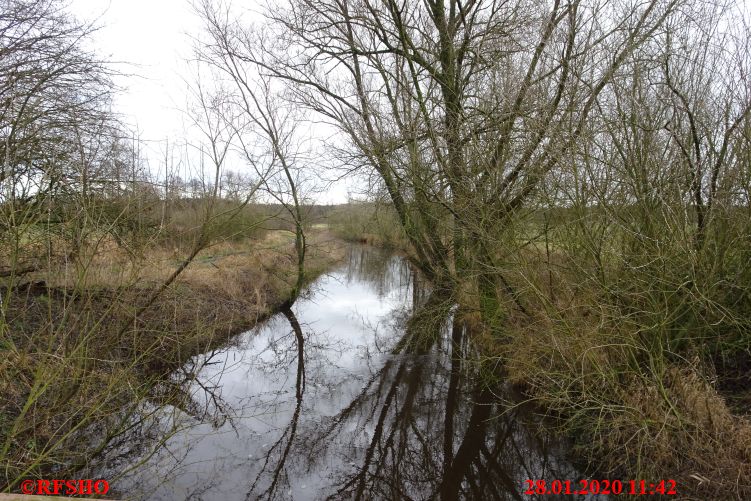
[0,228,345,491]
[490,218,751,499]
[503,311,751,498]
[327,203,408,248]
[330,205,751,499]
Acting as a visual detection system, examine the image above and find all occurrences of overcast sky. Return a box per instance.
[69,0,353,204]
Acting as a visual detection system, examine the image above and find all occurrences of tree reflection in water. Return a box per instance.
[100,246,592,501]
[246,307,306,499]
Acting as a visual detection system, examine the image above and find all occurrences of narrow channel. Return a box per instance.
[100,246,594,500]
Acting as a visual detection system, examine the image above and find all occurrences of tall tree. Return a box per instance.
[198,0,684,323]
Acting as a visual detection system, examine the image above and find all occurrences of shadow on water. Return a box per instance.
[96,246,599,501]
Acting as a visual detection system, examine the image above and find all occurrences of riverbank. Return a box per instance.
[330,219,751,499]
[502,308,751,499]
[461,253,751,499]
[0,229,345,490]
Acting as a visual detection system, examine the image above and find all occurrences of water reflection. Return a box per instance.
[247,307,306,499]
[101,246,593,500]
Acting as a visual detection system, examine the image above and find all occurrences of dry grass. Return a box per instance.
[0,229,345,489]
[501,283,751,500]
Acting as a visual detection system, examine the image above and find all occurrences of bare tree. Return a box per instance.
[194,10,315,306]
[194,0,686,328]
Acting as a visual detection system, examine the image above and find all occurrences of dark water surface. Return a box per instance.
[102,246,593,500]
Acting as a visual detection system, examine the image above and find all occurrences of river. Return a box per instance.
[99,245,593,500]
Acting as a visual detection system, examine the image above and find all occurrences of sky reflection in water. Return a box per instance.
[108,246,594,501]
